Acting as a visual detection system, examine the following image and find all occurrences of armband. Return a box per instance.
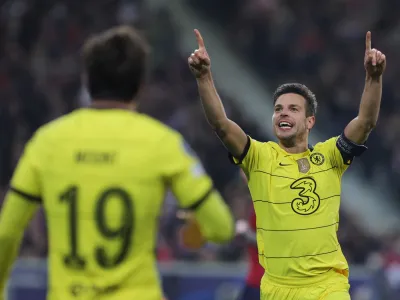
[228,136,251,165]
[336,133,368,157]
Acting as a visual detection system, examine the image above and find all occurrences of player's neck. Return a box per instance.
[279,140,309,154]
[90,100,137,111]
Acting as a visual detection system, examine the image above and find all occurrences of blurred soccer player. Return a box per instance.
[188,30,385,300]
[0,26,234,300]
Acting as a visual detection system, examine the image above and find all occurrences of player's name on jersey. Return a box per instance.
[75,151,116,164]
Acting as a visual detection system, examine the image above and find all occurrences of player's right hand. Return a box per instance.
[364,31,386,78]
[188,29,211,79]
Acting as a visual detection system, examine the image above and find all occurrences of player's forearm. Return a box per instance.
[345,75,383,144]
[0,234,23,296]
[196,74,248,157]
[0,192,40,295]
[196,73,228,130]
[195,192,235,243]
[358,75,382,129]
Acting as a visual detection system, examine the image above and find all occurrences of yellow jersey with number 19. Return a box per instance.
[1,108,234,300]
[234,135,365,287]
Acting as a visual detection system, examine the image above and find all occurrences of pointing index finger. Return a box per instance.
[366,31,371,51]
[194,29,205,49]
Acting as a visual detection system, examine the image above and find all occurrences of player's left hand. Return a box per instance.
[364,31,386,78]
[177,211,205,249]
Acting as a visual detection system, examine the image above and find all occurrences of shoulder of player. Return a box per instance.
[28,111,82,146]
[309,137,340,167]
[264,140,280,148]
[312,136,339,152]
[138,115,183,144]
[247,139,278,159]
[249,138,274,149]
[139,114,179,137]
[261,140,281,155]
[136,115,188,151]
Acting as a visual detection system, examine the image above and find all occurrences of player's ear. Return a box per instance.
[306,115,315,130]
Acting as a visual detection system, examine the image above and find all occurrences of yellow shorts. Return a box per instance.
[260,272,350,300]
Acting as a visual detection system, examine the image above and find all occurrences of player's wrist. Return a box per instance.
[365,73,382,83]
[196,72,213,83]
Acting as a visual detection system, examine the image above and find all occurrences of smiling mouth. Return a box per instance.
[278,121,293,129]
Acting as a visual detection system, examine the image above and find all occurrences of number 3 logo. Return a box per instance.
[290,177,320,215]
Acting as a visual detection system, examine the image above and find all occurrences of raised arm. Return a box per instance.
[344,31,386,144]
[188,29,248,158]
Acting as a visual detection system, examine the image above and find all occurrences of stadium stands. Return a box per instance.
[190,0,400,198]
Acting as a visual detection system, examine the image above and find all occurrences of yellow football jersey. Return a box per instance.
[235,136,353,286]
[0,108,233,300]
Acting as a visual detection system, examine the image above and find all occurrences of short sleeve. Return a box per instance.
[162,133,213,209]
[10,135,42,202]
[229,136,264,174]
[324,134,367,175]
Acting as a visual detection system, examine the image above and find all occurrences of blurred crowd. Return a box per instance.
[190,0,400,295]
[191,0,400,195]
[0,0,399,296]
[0,0,260,259]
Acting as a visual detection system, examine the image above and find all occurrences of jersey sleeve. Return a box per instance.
[324,133,367,175]
[229,136,265,174]
[0,133,44,294]
[0,183,41,295]
[162,133,234,243]
[9,134,42,202]
[0,131,45,295]
[161,133,213,209]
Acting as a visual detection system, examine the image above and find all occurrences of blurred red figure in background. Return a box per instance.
[236,171,263,300]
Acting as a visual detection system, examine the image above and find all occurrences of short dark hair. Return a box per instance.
[82,25,150,102]
[273,83,317,117]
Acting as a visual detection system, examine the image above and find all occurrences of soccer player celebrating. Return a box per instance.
[188,30,385,300]
[0,26,234,300]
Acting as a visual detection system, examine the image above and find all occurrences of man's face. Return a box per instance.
[272,93,315,145]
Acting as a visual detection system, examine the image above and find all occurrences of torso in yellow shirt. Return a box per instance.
[9,108,214,300]
[236,136,351,286]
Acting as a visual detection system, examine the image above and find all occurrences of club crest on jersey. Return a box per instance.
[310,153,325,166]
[297,158,310,173]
